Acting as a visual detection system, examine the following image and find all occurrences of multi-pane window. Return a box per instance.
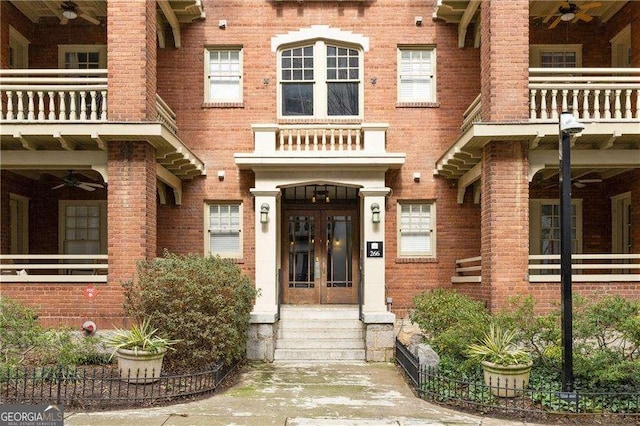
[398,202,436,257]
[59,201,107,255]
[530,45,582,68]
[205,49,242,103]
[398,48,436,102]
[540,51,577,68]
[530,200,582,255]
[206,203,242,258]
[280,42,361,118]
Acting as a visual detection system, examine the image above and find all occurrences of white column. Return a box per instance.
[250,189,280,322]
[360,188,394,323]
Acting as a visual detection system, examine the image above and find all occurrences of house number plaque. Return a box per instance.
[366,241,383,258]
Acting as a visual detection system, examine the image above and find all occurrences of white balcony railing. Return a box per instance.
[530,68,640,122]
[0,254,108,283]
[0,69,108,122]
[452,254,640,284]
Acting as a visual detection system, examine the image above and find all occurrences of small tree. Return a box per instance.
[122,251,257,371]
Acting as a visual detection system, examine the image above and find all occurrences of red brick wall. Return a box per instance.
[107,0,156,121]
[480,0,529,121]
[481,141,530,312]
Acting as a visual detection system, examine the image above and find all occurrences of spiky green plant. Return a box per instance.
[105,318,180,359]
[466,324,531,366]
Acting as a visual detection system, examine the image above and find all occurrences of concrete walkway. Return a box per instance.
[64,362,541,426]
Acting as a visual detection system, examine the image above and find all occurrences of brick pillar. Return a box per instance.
[480,0,529,121]
[108,141,157,287]
[107,0,157,121]
[481,141,529,312]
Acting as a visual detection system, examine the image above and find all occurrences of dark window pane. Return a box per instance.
[327,57,336,68]
[304,58,313,68]
[282,69,291,80]
[293,47,302,56]
[293,70,302,80]
[293,58,302,68]
[283,83,313,116]
[304,70,314,80]
[338,57,347,68]
[338,69,347,79]
[338,47,347,56]
[349,57,358,67]
[282,58,291,68]
[349,69,358,79]
[304,46,313,56]
[328,82,358,116]
[327,46,336,56]
[283,50,291,58]
[327,69,336,79]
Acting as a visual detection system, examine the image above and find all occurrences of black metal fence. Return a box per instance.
[0,362,236,409]
[395,339,640,417]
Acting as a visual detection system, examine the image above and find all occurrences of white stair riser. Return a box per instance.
[274,349,366,361]
[277,329,364,340]
[278,320,362,330]
[279,307,360,320]
[276,339,365,350]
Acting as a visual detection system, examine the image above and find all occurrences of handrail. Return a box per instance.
[0,69,108,122]
[452,254,640,284]
[0,254,108,283]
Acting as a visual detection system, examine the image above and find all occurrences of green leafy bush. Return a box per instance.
[0,297,44,368]
[410,288,489,360]
[122,251,257,370]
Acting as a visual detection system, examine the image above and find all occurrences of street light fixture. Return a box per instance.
[559,111,585,394]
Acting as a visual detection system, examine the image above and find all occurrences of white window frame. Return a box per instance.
[529,199,583,255]
[9,26,29,69]
[276,40,363,119]
[530,44,582,68]
[204,202,243,259]
[397,46,436,103]
[204,47,243,103]
[58,45,107,69]
[397,201,436,258]
[611,192,632,254]
[58,200,108,255]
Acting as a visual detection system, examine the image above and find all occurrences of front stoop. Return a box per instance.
[275,305,365,362]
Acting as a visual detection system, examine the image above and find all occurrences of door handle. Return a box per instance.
[314,257,321,277]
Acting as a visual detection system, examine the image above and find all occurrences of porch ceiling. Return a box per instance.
[434,1,629,47]
[0,123,206,180]
[434,122,640,200]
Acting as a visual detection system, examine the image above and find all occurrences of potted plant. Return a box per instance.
[106,318,179,384]
[466,324,532,397]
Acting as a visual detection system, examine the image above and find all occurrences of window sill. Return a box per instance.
[202,102,244,109]
[395,102,440,108]
[395,257,438,264]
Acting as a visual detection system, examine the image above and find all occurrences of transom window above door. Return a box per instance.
[279,41,362,119]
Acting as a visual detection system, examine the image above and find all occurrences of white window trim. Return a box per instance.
[9,26,29,69]
[611,191,632,254]
[530,44,582,67]
[276,40,364,120]
[529,199,583,255]
[204,202,243,259]
[397,46,436,103]
[397,201,436,258]
[203,47,243,103]
[610,25,631,68]
[58,200,108,254]
[58,45,107,69]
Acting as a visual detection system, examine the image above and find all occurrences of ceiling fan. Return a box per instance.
[60,1,100,25]
[52,171,105,192]
[546,2,602,29]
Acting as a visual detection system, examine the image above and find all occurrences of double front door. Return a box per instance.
[283,208,359,304]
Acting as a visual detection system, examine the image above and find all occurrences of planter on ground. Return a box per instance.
[481,360,532,397]
[116,347,167,384]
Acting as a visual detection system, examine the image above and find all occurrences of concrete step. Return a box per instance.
[274,348,366,361]
[275,338,365,350]
[277,318,363,331]
[279,305,360,320]
[277,328,364,340]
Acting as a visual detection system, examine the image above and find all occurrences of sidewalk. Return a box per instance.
[64,362,540,426]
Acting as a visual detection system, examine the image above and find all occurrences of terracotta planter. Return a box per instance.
[481,360,532,398]
[116,348,166,384]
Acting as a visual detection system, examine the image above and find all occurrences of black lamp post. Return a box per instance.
[559,111,585,393]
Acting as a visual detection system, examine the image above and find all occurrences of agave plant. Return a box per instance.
[105,318,180,359]
[466,323,531,366]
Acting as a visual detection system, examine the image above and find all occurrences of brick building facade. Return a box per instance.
[1,0,639,362]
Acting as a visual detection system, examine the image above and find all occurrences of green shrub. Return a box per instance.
[122,251,257,371]
[410,288,489,360]
[0,296,44,368]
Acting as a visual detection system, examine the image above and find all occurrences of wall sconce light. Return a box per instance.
[217,170,225,181]
[370,77,377,85]
[218,19,227,29]
[260,203,270,224]
[415,16,423,26]
[263,78,270,85]
[413,172,421,182]
[371,203,381,224]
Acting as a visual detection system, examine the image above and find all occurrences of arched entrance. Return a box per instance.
[281,185,359,304]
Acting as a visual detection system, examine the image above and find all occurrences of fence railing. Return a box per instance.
[395,339,640,416]
[0,254,108,283]
[451,254,640,284]
[0,69,108,122]
[277,125,364,152]
[0,362,235,409]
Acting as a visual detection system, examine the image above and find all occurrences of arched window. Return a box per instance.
[278,40,363,118]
